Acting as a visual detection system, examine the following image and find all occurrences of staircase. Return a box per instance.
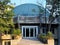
[17,38,46,45]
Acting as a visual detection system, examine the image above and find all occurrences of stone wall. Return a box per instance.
[1,35,22,45]
[11,37,22,45]
[1,35,54,45]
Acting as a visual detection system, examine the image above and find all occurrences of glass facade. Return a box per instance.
[13,4,50,17]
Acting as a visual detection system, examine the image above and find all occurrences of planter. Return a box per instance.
[48,38,54,45]
[15,35,20,39]
[2,34,11,39]
[11,34,21,39]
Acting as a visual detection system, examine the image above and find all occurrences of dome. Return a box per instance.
[13,3,49,16]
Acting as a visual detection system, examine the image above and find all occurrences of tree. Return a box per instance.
[0,0,14,34]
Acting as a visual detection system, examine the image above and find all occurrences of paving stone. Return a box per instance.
[17,38,45,45]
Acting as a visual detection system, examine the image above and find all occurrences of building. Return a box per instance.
[13,3,59,45]
[13,3,49,38]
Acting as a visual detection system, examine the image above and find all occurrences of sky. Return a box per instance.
[11,0,46,7]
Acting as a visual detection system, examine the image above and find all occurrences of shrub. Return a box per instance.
[38,31,53,43]
[39,34,47,39]
[38,34,47,44]
[12,29,21,35]
[38,31,53,39]
[46,31,53,39]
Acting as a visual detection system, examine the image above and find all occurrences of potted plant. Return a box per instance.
[38,31,53,44]
[46,31,53,39]
[46,31,54,45]
[38,33,47,44]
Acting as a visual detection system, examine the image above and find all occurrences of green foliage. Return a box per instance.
[38,34,47,44]
[46,31,53,39]
[0,0,10,4]
[38,34,47,39]
[38,31,53,39]
[0,0,14,34]
[13,29,21,35]
[38,32,53,44]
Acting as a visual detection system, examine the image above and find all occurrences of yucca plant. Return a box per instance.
[46,31,53,39]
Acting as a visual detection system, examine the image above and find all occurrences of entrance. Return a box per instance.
[22,26,38,38]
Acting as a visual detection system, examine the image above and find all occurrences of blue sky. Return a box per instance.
[11,0,46,7]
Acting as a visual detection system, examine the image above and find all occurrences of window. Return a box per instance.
[5,41,11,45]
[42,27,47,34]
[50,28,55,34]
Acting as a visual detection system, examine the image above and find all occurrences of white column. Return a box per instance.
[29,28,30,37]
[40,28,43,34]
[37,27,38,36]
[36,27,38,37]
[22,27,23,37]
[18,15,20,29]
[25,27,26,38]
[33,27,35,37]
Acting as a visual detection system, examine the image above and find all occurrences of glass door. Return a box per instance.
[30,28,33,37]
[23,28,25,37]
[26,28,29,37]
[22,26,38,38]
[35,27,36,37]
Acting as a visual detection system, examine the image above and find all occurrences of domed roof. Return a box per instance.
[13,3,49,16]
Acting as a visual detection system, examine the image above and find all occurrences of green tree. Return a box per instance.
[0,0,14,34]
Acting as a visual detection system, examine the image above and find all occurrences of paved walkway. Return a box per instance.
[17,38,45,45]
